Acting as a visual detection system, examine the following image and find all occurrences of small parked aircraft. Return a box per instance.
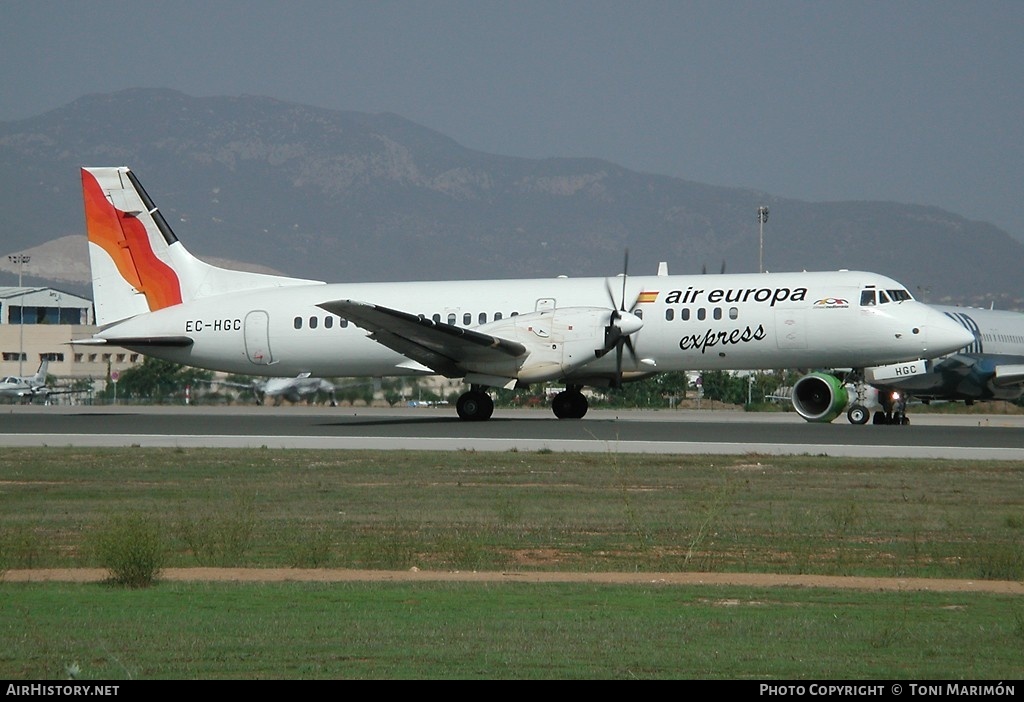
[0,360,74,403]
[212,374,339,406]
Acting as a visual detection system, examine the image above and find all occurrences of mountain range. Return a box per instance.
[1,88,1020,309]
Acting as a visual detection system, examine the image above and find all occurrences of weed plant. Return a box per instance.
[89,511,165,587]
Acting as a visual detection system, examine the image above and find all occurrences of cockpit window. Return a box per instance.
[878,290,891,304]
[860,290,876,306]
[887,289,912,302]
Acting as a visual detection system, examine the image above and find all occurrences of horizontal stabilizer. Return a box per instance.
[71,336,195,348]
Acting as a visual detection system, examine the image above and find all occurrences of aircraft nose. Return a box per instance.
[921,306,976,356]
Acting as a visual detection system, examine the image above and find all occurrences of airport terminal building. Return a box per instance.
[0,286,141,389]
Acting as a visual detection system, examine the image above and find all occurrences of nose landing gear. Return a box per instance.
[872,390,910,425]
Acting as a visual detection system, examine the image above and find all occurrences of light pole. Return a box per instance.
[8,254,31,375]
[757,206,769,274]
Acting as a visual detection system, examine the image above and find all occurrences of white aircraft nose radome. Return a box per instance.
[925,306,977,355]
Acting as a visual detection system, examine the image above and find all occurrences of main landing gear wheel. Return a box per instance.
[847,404,870,425]
[551,389,588,419]
[456,390,494,421]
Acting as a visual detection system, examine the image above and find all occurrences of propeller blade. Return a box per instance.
[614,342,624,388]
[620,249,629,311]
[623,335,638,365]
[601,248,645,381]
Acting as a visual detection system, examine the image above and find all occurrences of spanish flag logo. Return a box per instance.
[636,291,659,304]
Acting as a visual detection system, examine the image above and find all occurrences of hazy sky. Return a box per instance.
[3,1,1022,240]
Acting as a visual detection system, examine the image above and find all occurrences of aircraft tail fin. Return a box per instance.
[32,359,48,385]
[81,167,323,327]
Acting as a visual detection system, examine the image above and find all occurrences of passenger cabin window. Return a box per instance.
[294,316,302,329]
[325,317,333,329]
[309,316,318,329]
[729,307,738,320]
[447,313,456,325]
[494,312,503,321]
[432,313,441,323]
[665,308,674,321]
[479,312,487,324]
[463,312,471,325]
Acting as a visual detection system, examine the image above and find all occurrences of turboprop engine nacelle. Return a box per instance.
[791,372,849,423]
[470,306,643,384]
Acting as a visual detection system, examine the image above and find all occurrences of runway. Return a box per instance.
[2,404,1023,459]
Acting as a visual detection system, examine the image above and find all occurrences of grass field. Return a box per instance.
[2,447,1023,679]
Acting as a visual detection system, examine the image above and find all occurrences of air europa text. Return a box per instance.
[665,287,809,307]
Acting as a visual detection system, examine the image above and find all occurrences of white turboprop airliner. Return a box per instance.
[77,166,974,421]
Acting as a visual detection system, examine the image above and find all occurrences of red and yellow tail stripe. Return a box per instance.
[81,169,182,311]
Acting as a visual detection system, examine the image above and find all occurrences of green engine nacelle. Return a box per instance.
[791,372,849,423]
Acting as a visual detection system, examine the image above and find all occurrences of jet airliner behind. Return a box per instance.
[76,166,974,420]
[789,303,1024,425]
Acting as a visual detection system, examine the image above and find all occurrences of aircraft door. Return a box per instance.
[244,310,274,365]
[775,309,807,349]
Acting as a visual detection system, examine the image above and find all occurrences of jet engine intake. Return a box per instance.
[791,372,849,423]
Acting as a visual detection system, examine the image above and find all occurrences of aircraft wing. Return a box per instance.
[318,299,527,377]
[993,364,1024,388]
[202,378,260,390]
[36,386,78,396]
[877,353,1024,400]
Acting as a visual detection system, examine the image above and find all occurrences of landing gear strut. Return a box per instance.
[551,386,588,419]
[456,386,494,421]
[846,372,872,425]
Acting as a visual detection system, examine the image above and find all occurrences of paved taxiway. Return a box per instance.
[1,405,1022,459]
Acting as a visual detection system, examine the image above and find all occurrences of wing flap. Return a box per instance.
[993,364,1024,388]
[318,299,527,377]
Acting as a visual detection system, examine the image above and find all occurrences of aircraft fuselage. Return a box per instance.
[98,271,967,380]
